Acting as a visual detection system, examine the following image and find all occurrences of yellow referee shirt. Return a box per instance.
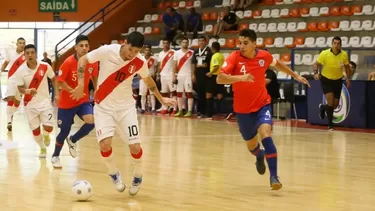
[210,52,225,75]
[316,48,349,80]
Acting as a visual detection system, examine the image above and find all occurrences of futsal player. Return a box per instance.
[139,45,158,114]
[12,44,57,158]
[217,29,310,190]
[157,38,177,115]
[1,37,26,132]
[173,37,194,117]
[51,35,98,168]
[70,32,176,196]
[313,36,351,131]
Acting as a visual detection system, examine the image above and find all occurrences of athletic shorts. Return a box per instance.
[7,79,22,101]
[139,79,153,96]
[206,75,224,95]
[160,76,176,93]
[25,104,54,130]
[94,105,140,145]
[236,104,273,141]
[176,74,192,93]
[320,75,343,99]
[57,102,93,128]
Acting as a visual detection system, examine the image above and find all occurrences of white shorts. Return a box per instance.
[160,76,176,93]
[177,75,193,93]
[25,104,54,130]
[94,105,140,145]
[7,79,22,101]
[139,79,153,96]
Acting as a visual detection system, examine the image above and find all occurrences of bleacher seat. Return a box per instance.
[350,20,362,31]
[268,23,277,32]
[278,22,287,32]
[363,20,375,31]
[294,54,302,65]
[271,9,280,18]
[244,10,252,19]
[315,37,326,48]
[215,0,230,7]
[362,5,375,15]
[349,36,360,47]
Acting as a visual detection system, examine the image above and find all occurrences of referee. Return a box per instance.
[313,36,351,131]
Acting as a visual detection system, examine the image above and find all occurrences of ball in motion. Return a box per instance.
[72,180,93,201]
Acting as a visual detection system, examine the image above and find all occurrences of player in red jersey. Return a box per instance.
[217,29,310,190]
[51,35,98,168]
[70,31,176,196]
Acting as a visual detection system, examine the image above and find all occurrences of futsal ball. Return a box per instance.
[72,180,93,201]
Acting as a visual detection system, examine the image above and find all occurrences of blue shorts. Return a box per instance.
[57,102,93,128]
[236,104,273,141]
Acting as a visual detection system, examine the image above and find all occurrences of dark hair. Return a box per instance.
[127,31,144,48]
[211,42,220,51]
[17,37,25,42]
[332,36,342,44]
[197,35,206,41]
[162,37,170,43]
[75,35,90,45]
[144,44,151,49]
[239,29,257,42]
[181,36,189,43]
[24,44,36,51]
[349,61,356,69]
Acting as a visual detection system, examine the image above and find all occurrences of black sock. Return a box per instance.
[216,99,223,113]
[206,98,214,117]
[326,105,334,126]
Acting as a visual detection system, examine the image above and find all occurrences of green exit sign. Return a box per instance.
[39,0,77,12]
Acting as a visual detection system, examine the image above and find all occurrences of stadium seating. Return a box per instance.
[118,0,375,78]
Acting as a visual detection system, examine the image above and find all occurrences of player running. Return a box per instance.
[51,35,98,168]
[217,29,310,190]
[12,44,57,158]
[70,32,176,196]
[1,37,26,132]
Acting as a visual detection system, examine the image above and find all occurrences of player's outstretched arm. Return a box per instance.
[216,72,254,84]
[273,59,311,87]
[142,76,176,106]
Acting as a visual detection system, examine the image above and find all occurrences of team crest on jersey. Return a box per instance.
[128,65,136,74]
[88,67,93,74]
[259,59,265,67]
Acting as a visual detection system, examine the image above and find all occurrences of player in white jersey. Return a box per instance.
[1,37,26,132]
[70,31,176,196]
[157,38,177,115]
[173,37,194,117]
[12,44,56,158]
[139,45,158,114]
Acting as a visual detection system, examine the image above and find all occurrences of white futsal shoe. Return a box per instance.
[66,136,77,158]
[109,171,126,192]
[129,175,142,196]
[51,156,62,168]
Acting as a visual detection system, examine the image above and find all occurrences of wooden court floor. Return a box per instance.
[1,102,375,211]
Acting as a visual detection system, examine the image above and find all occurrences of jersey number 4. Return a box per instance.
[240,65,247,74]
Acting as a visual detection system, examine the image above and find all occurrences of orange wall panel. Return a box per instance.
[0,0,113,22]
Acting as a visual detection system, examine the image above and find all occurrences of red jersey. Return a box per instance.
[57,54,99,109]
[220,50,275,113]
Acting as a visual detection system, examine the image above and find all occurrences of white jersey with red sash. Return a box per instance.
[174,49,194,76]
[86,44,149,110]
[5,51,25,78]
[146,56,158,76]
[13,61,55,108]
[158,49,174,77]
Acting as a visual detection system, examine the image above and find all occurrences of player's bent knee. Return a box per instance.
[32,127,41,136]
[82,114,94,125]
[129,143,142,158]
[258,124,272,140]
[99,137,112,151]
[43,125,53,132]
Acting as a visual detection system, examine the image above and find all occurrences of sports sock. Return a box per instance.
[261,137,278,177]
[131,148,143,178]
[206,97,214,117]
[150,95,156,110]
[141,96,147,110]
[325,105,334,127]
[249,142,264,160]
[34,134,46,149]
[7,101,16,123]
[177,96,184,111]
[101,148,118,175]
[71,123,95,143]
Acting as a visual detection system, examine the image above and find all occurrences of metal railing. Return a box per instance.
[54,0,127,70]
